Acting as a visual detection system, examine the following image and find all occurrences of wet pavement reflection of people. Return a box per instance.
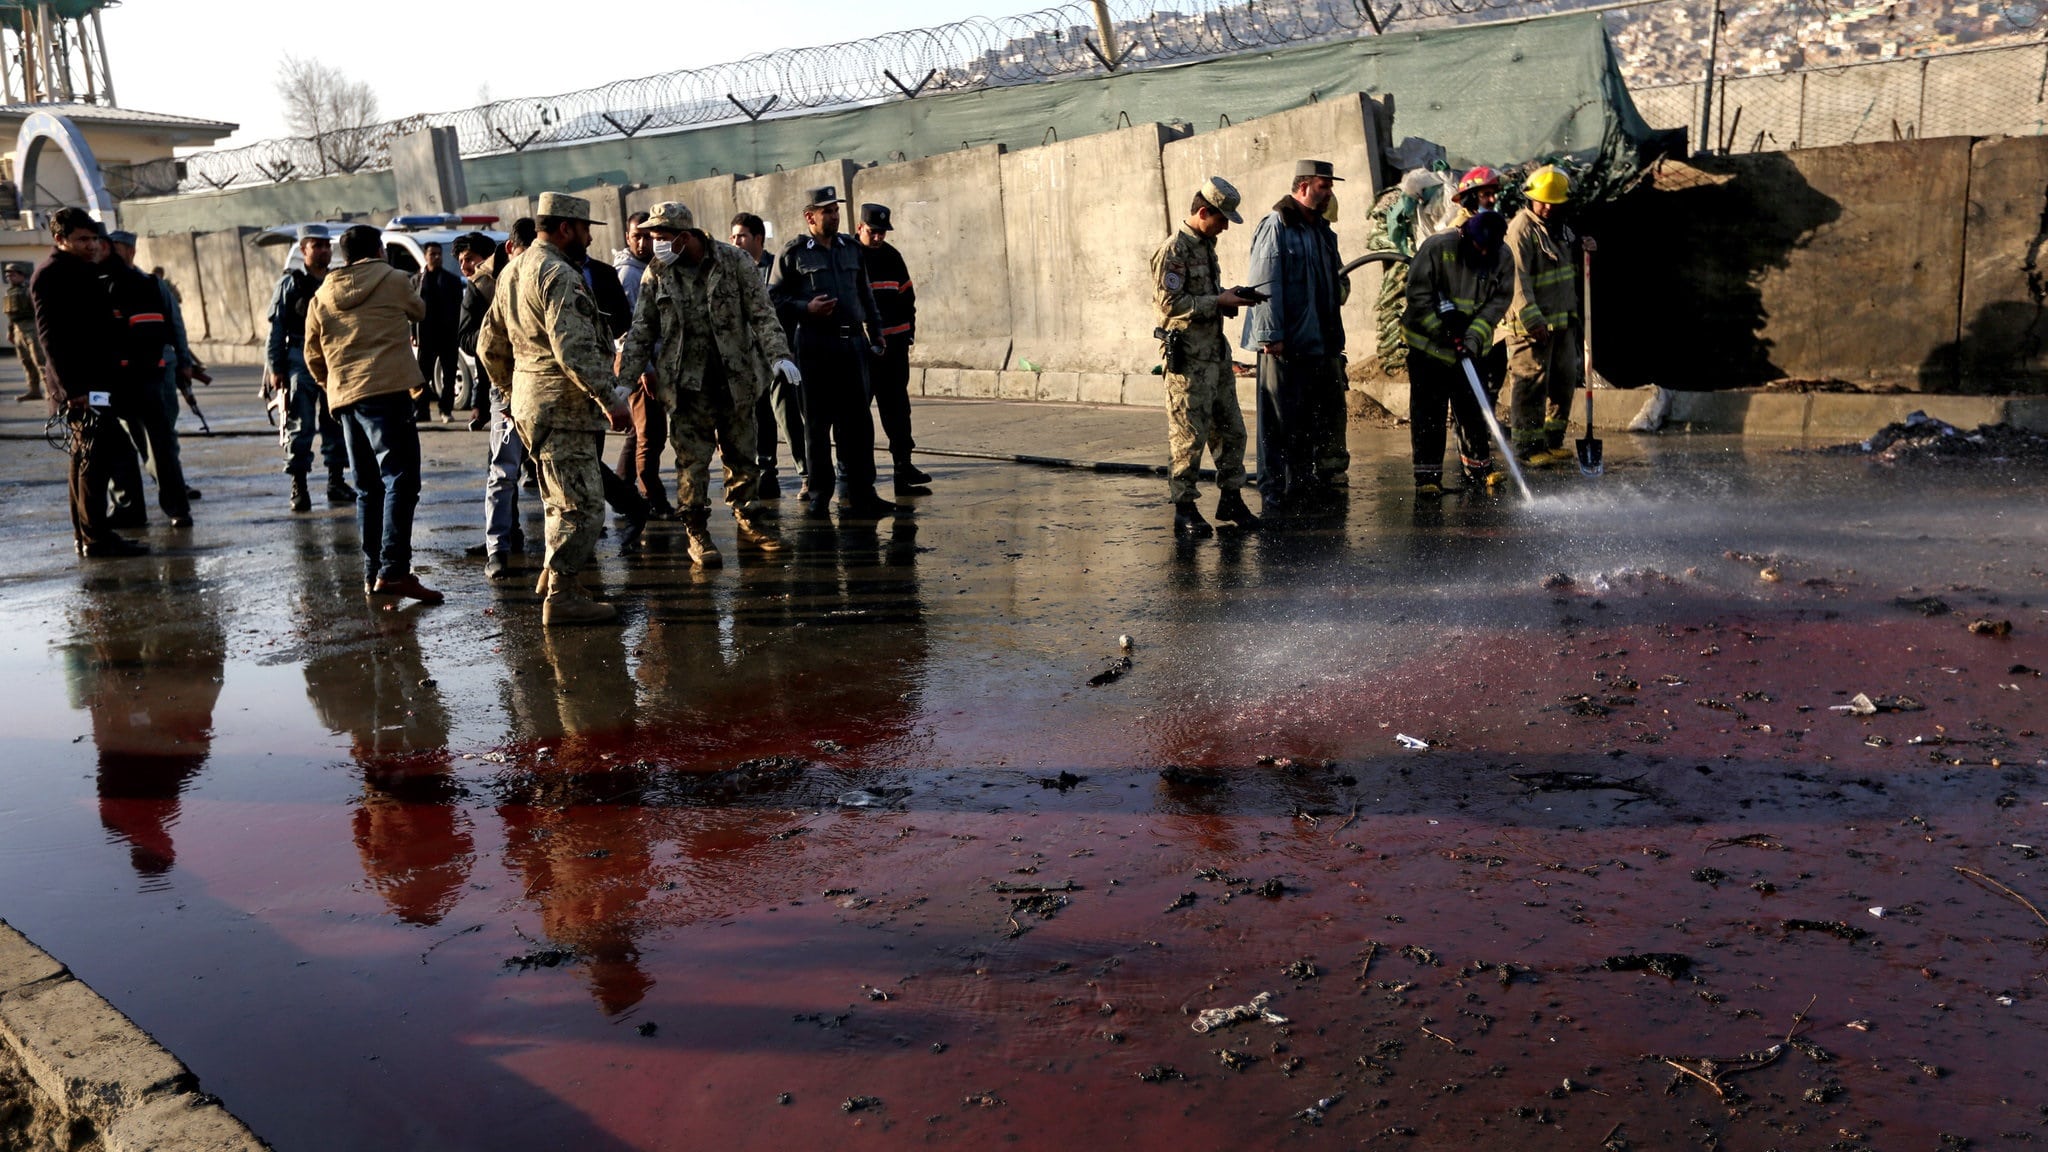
[290,523,469,926]
[64,555,224,879]
[499,624,656,1015]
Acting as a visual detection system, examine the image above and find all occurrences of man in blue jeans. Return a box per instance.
[264,224,354,513]
[304,225,442,604]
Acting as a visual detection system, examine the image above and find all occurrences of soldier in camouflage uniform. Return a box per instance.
[1151,177,1262,538]
[478,192,631,626]
[4,263,45,403]
[617,200,797,568]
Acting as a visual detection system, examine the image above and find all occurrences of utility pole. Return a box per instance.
[1698,1,1724,155]
[1089,0,1121,70]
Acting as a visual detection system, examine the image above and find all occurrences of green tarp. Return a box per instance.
[124,13,1660,235]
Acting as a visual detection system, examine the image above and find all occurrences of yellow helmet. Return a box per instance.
[1524,166,1570,205]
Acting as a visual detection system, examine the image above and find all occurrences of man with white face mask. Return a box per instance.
[617,201,797,567]
[612,212,673,518]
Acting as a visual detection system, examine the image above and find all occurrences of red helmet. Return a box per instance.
[1456,166,1502,197]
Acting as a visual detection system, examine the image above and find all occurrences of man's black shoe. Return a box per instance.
[81,536,149,559]
[184,487,202,502]
[289,475,311,513]
[893,478,931,496]
[840,492,900,519]
[327,475,357,504]
[1215,489,1260,529]
[1173,501,1213,538]
[895,461,932,486]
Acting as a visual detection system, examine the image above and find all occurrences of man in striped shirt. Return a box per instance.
[856,203,931,496]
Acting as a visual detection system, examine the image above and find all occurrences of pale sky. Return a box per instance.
[101,0,1036,148]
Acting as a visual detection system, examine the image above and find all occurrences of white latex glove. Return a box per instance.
[772,359,802,386]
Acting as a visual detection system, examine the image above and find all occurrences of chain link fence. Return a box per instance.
[123,0,2048,196]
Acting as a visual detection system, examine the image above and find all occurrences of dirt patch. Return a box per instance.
[0,1044,99,1152]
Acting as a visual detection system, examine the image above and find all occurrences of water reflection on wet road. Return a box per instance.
[2,425,2046,1149]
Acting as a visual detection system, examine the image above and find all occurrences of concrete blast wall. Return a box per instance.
[848,145,1012,372]
[735,160,860,267]
[624,175,738,240]
[999,123,1185,378]
[193,229,257,349]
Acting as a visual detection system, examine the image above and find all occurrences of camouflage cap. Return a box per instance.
[535,191,605,225]
[804,185,845,210]
[1293,158,1343,182]
[1196,177,1243,224]
[642,201,695,233]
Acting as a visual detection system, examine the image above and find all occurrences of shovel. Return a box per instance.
[1575,248,1604,476]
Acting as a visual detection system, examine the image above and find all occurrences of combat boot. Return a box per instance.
[289,473,311,513]
[840,490,900,520]
[758,472,783,500]
[326,469,357,504]
[893,457,931,495]
[1215,489,1261,530]
[683,508,723,569]
[733,508,784,554]
[541,570,618,626]
[1173,501,1213,538]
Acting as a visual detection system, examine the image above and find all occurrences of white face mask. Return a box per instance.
[652,239,678,267]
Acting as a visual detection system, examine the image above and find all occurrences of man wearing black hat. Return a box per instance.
[855,203,930,496]
[1242,159,1348,518]
[769,186,895,519]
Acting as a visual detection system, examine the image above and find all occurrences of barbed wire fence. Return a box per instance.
[103,0,2048,197]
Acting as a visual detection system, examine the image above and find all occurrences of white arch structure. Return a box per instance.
[14,111,115,225]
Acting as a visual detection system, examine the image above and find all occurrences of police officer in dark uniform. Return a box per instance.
[769,186,896,519]
[855,202,930,496]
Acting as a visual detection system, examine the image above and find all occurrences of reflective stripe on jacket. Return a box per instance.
[1401,231,1512,365]
[1504,207,1580,339]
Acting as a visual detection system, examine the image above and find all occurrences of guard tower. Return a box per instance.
[0,0,118,106]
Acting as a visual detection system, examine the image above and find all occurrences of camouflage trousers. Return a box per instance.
[516,420,605,576]
[1507,328,1582,452]
[667,378,760,511]
[1165,361,1247,504]
[9,321,43,396]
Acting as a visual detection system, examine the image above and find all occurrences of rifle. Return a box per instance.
[177,362,213,435]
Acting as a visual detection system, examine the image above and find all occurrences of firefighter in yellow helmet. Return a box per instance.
[1502,166,1596,466]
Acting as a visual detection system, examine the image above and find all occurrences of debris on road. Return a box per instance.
[1191,990,1288,1034]
[1830,692,1923,715]
[1395,733,1429,749]
[1969,618,2013,637]
[1602,953,1693,979]
[1829,411,2048,465]
[1088,656,1133,686]
[1782,918,1869,942]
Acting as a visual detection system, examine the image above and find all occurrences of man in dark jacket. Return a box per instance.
[1242,160,1348,517]
[769,186,895,519]
[856,203,931,496]
[411,241,464,422]
[265,225,354,512]
[102,231,192,526]
[33,208,146,558]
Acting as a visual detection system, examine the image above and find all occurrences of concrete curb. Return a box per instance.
[0,920,268,1151]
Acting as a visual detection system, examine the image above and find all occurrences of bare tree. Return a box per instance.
[275,55,382,175]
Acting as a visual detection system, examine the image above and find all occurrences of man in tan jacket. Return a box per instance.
[306,224,442,604]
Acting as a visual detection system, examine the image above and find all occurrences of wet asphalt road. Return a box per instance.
[2,372,2047,1150]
